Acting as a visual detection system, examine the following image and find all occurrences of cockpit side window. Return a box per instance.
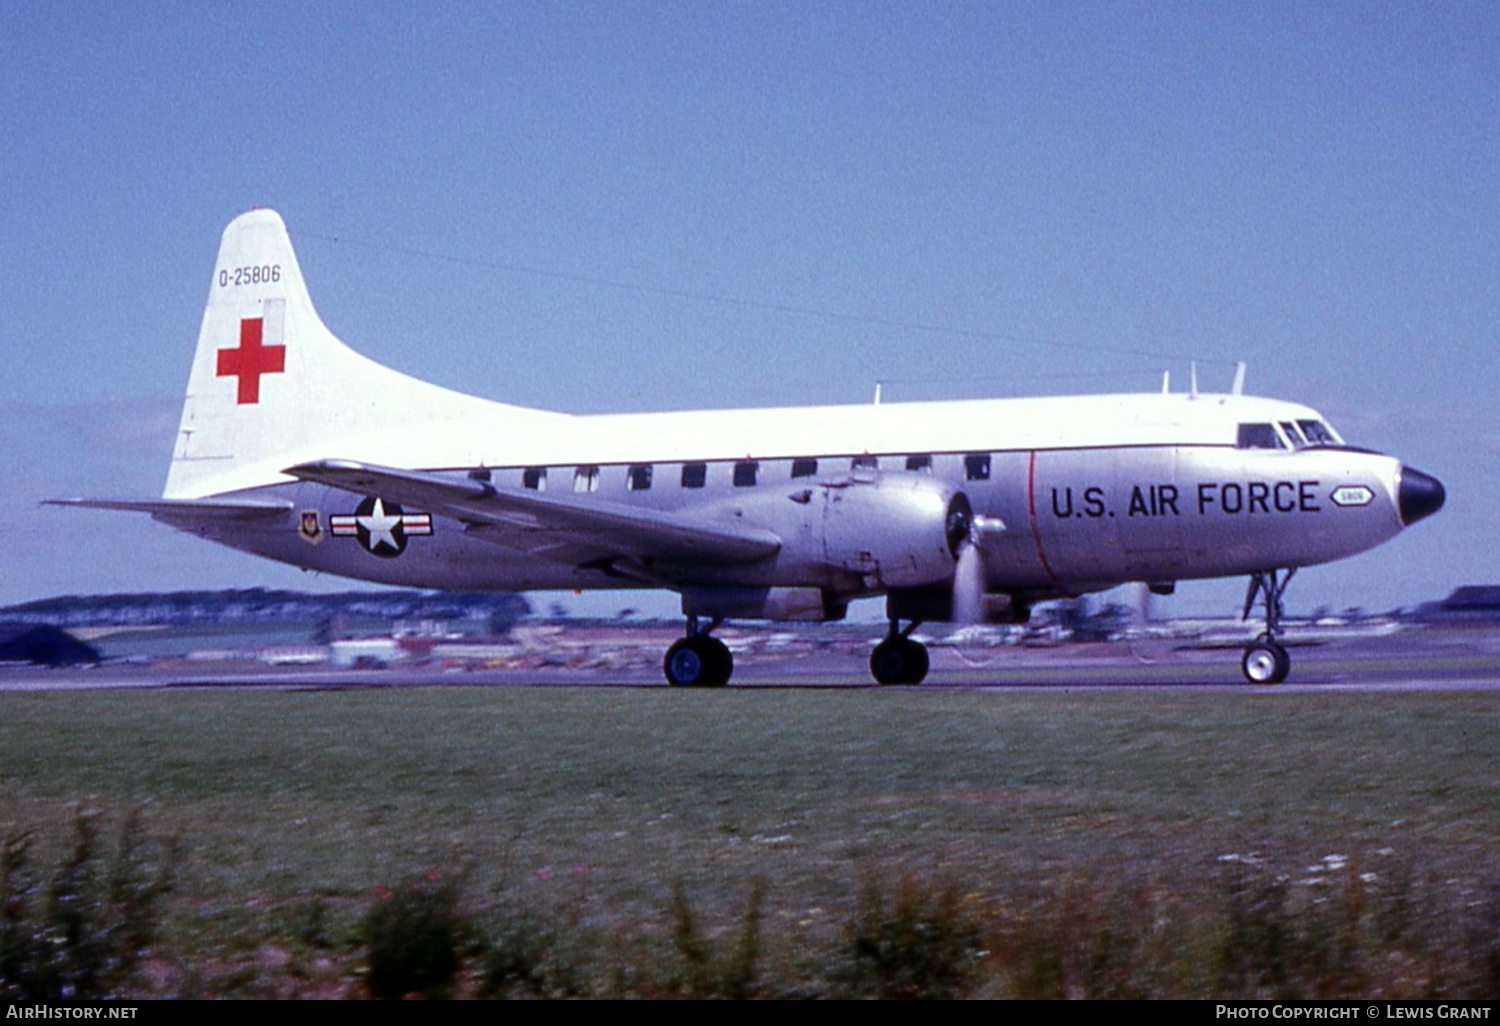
[1280,422,1306,448]
[1236,423,1284,450]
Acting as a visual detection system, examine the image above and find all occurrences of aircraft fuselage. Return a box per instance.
[163,399,1416,611]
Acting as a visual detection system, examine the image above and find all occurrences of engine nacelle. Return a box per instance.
[819,472,971,589]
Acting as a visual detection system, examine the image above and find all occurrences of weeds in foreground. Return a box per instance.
[7,818,1500,999]
[0,809,177,1001]
[362,872,468,1000]
[479,907,587,999]
[666,878,764,999]
[837,874,984,999]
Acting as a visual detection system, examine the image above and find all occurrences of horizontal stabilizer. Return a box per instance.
[284,459,782,566]
[44,497,293,519]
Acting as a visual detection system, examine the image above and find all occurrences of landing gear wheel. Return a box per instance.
[870,637,930,685]
[1241,641,1290,685]
[664,635,733,687]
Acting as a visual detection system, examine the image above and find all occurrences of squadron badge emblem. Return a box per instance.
[298,509,324,545]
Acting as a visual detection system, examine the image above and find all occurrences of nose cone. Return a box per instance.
[1398,466,1445,526]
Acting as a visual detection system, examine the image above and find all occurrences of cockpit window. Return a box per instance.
[1236,423,1284,450]
[1280,422,1306,447]
[1297,420,1338,446]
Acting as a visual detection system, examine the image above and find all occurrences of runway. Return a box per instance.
[6,628,1500,693]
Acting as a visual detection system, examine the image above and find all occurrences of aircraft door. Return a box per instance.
[1114,447,1189,577]
[1029,449,1124,580]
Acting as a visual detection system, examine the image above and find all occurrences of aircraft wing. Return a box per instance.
[283,458,782,567]
[43,497,294,519]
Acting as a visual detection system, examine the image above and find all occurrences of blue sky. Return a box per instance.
[2,2,1495,617]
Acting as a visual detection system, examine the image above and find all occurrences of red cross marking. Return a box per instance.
[216,317,286,404]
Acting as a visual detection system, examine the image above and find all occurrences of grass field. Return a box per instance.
[2,685,1497,996]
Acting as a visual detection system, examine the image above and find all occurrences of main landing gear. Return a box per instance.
[663,616,733,687]
[870,620,930,685]
[1241,568,1294,685]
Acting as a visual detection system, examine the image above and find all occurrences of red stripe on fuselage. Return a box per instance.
[1026,450,1060,585]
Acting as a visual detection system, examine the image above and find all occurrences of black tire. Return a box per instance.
[702,636,733,686]
[1241,641,1290,685]
[664,635,733,687]
[869,637,930,685]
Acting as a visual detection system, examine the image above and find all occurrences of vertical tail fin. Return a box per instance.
[165,210,535,498]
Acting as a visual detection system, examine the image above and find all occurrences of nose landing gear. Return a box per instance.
[1241,569,1294,685]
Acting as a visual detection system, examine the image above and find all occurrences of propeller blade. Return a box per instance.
[952,539,986,625]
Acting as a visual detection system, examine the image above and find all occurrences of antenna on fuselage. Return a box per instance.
[1161,370,1171,393]
[1189,361,1199,398]
[1231,362,1246,396]
[873,381,883,405]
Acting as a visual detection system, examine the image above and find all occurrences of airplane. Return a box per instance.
[49,209,1445,687]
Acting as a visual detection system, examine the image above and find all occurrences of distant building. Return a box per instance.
[0,623,100,666]
[330,637,400,669]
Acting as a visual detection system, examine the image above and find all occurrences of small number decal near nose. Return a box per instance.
[1330,486,1374,507]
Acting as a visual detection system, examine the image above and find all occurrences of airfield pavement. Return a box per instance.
[4,627,1500,693]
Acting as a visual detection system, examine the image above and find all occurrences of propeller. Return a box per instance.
[944,493,988,625]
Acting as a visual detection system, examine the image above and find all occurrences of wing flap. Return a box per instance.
[284,459,782,566]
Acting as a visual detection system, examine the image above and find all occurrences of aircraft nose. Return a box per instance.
[1398,466,1445,526]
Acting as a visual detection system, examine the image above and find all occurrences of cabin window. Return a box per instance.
[733,460,760,487]
[851,455,878,470]
[681,462,707,488]
[791,458,818,479]
[964,454,991,481]
[906,454,932,473]
[627,464,653,491]
[522,467,546,490]
[1298,420,1337,446]
[1236,423,1284,450]
[573,465,600,492]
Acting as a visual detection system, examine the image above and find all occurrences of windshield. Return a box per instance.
[1297,419,1339,446]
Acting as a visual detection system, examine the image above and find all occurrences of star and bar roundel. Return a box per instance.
[330,497,433,558]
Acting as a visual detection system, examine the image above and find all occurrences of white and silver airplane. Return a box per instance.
[52,209,1445,686]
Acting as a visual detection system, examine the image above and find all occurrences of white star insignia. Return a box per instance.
[357,497,403,551]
